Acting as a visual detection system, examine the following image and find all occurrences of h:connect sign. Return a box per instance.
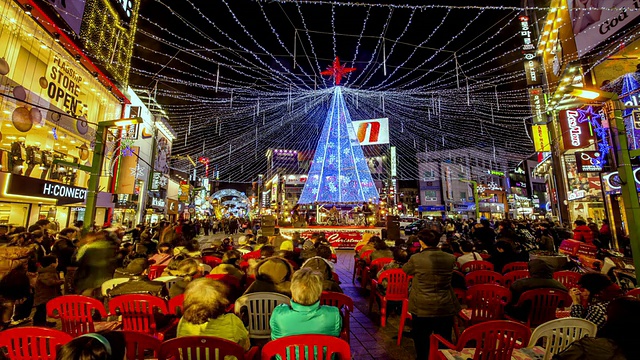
[42,183,87,200]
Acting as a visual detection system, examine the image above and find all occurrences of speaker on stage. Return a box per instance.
[386,215,400,240]
[261,215,276,236]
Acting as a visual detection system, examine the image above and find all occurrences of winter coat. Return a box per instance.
[574,225,595,244]
[209,263,244,281]
[244,257,294,297]
[472,226,496,252]
[168,278,190,299]
[553,337,626,360]
[270,301,342,340]
[371,249,393,261]
[34,266,63,306]
[51,236,75,273]
[402,248,460,317]
[73,240,117,295]
[108,276,168,298]
[506,259,567,321]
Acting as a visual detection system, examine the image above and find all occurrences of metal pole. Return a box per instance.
[610,96,640,281]
[84,123,107,233]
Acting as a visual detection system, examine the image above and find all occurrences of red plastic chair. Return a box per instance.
[459,260,494,273]
[626,288,640,299]
[457,284,512,336]
[397,298,412,346]
[362,257,393,289]
[369,269,411,327]
[465,270,503,287]
[46,295,111,336]
[148,265,168,280]
[108,294,177,340]
[261,334,351,360]
[121,331,162,360]
[332,272,340,283]
[502,261,529,274]
[352,249,374,284]
[201,255,223,268]
[506,288,572,327]
[320,291,354,343]
[479,253,491,260]
[158,336,258,360]
[553,271,582,290]
[168,294,184,316]
[503,270,530,288]
[0,327,72,360]
[430,320,531,360]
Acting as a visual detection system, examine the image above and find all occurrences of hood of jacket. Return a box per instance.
[528,259,554,279]
[255,256,294,285]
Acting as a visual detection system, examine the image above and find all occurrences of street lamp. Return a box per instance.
[562,86,640,281]
[55,117,142,232]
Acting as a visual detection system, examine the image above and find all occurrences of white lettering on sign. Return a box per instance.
[42,183,87,200]
[566,110,582,147]
[151,197,166,208]
[567,189,587,201]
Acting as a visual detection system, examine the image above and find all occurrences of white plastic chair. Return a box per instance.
[527,317,598,360]
[154,276,179,291]
[234,292,291,339]
[100,278,130,297]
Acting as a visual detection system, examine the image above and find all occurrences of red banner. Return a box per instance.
[279,227,382,249]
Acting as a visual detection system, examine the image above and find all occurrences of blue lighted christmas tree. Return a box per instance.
[298,85,379,204]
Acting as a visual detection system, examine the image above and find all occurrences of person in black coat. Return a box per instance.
[51,228,77,274]
[471,219,496,252]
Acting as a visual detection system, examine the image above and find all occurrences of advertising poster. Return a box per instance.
[351,118,390,145]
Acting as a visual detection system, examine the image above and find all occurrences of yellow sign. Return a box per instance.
[44,54,88,117]
[532,125,551,152]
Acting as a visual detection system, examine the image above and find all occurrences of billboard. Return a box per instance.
[352,118,389,145]
[575,151,604,173]
[271,149,299,170]
[558,109,595,150]
[153,132,171,175]
[529,88,546,125]
[532,125,551,152]
[569,0,640,57]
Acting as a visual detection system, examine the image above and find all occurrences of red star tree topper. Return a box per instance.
[321,56,356,85]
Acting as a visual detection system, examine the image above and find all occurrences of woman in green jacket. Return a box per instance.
[269,268,342,340]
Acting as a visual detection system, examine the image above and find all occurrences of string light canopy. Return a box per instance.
[126,0,594,182]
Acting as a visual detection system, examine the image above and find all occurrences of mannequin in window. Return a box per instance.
[25,145,42,177]
[40,150,52,180]
[9,139,26,175]
[50,154,64,180]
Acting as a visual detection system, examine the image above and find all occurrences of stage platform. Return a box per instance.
[278,226,383,249]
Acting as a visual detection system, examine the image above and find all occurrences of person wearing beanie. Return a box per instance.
[569,273,624,329]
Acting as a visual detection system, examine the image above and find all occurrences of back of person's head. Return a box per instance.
[182,278,230,324]
[417,229,440,247]
[316,245,332,260]
[480,219,491,227]
[600,296,640,359]
[459,241,474,253]
[527,259,554,279]
[574,219,587,226]
[28,224,42,233]
[393,248,409,264]
[373,238,389,251]
[56,331,125,360]
[40,255,57,268]
[222,250,241,265]
[171,258,200,281]
[260,245,276,258]
[368,236,381,244]
[577,273,623,302]
[495,240,513,253]
[290,268,323,306]
[257,236,269,245]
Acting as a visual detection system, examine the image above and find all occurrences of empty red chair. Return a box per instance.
[201,255,223,268]
[47,295,114,337]
[502,261,529,274]
[465,270,503,287]
[158,336,258,360]
[553,271,582,290]
[369,268,411,327]
[397,299,412,346]
[148,265,167,280]
[362,257,393,289]
[459,260,494,273]
[506,288,572,327]
[626,288,640,299]
[320,291,354,343]
[121,331,162,360]
[168,294,184,316]
[429,320,531,360]
[0,327,72,360]
[457,284,512,336]
[503,270,530,288]
[352,249,374,284]
[108,294,177,340]
[261,334,351,360]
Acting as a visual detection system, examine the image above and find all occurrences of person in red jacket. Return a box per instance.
[573,219,594,244]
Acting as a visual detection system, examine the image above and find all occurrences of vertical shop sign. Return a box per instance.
[519,15,541,85]
[390,146,397,177]
[532,125,551,152]
[116,146,140,194]
[558,109,594,150]
[529,88,546,124]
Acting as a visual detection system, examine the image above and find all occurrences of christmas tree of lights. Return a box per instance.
[298,85,379,204]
